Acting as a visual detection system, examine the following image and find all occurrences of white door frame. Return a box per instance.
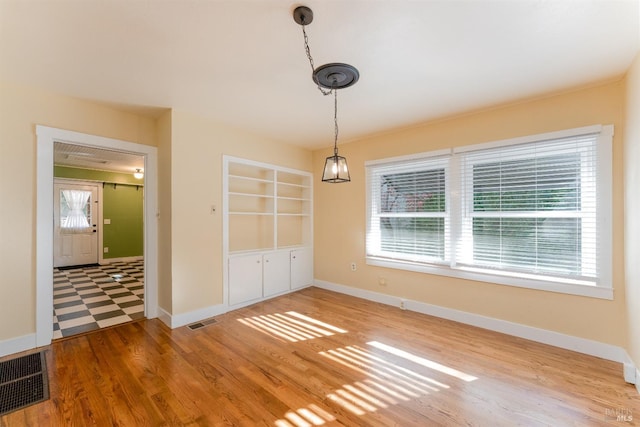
[36,125,158,347]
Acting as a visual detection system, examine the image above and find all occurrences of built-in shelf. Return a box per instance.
[228,212,275,216]
[223,156,314,307]
[228,192,274,197]
[228,174,273,182]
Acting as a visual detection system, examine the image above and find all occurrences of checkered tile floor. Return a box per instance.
[53,260,145,339]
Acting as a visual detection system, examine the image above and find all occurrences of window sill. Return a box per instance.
[366,257,613,300]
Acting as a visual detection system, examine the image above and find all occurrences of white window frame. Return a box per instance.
[366,125,613,300]
[367,151,451,265]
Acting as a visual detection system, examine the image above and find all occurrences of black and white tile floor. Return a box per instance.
[53,260,145,339]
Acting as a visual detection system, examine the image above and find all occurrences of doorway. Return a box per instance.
[36,126,158,347]
[51,157,146,338]
[53,180,100,268]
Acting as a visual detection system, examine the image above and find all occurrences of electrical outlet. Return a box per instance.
[350,262,357,271]
[103,247,109,253]
[378,277,387,286]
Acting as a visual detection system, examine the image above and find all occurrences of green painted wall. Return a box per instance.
[102,183,143,258]
[54,166,144,259]
[54,166,142,185]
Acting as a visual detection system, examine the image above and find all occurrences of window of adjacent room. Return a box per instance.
[366,125,613,299]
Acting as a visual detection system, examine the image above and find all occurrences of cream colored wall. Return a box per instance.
[0,81,157,343]
[624,52,640,368]
[314,80,627,346]
[168,110,312,315]
[0,73,632,355]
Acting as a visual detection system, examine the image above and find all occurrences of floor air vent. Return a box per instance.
[0,351,49,415]
[188,318,218,330]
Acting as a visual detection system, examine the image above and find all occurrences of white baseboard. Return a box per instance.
[624,363,637,384]
[637,369,640,394]
[100,255,143,264]
[157,289,313,330]
[157,307,172,329]
[316,280,402,307]
[623,350,637,384]
[0,333,36,358]
[314,280,633,379]
[158,304,228,329]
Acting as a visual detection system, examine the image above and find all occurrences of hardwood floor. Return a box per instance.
[2,287,638,426]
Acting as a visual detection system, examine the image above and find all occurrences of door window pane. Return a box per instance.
[60,190,92,231]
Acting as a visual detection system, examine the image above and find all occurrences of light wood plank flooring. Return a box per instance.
[2,287,638,426]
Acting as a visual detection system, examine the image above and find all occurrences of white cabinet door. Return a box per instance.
[229,254,263,305]
[263,251,290,297]
[290,248,313,290]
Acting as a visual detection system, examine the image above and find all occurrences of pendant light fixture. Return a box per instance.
[293,6,359,183]
[133,168,144,179]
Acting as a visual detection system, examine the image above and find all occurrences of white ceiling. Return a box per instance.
[54,142,144,174]
[1,1,638,151]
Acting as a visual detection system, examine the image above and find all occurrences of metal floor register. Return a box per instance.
[0,351,49,416]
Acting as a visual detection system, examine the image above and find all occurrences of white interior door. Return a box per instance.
[53,180,99,267]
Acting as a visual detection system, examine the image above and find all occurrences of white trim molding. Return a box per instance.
[0,334,37,358]
[158,304,228,329]
[623,358,637,384]
[314,279,633,383]
[365,124,614,300]
[157,286,315,330]
[36,125,159,348]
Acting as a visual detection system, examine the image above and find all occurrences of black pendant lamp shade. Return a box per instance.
[322,153,350,183]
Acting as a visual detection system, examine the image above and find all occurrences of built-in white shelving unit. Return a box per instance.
[223,156,313,307]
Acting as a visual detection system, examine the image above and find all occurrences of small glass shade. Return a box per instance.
[133,169,144,179]
[322,154,350,183]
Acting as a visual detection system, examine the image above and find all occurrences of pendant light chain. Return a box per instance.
[301,20,339,153]
[301,25,333,97]
[293,5,353,183]
[333,88,339,154]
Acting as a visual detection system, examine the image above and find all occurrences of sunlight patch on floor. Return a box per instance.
[367,340,478,382]
[268,331,478,423]
[311,341,479,417]
[238,311,347,342]
[274,404,336,427]
[315,344,449,415]
[321,345,444,393]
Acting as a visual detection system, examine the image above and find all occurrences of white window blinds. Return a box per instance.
[365,125,612,295]
[367,155,450,264]
[456,134,599,281]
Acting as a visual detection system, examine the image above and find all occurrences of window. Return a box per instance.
[60,189,93,233]
[368,154,449,264]
[366,126,613,299]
